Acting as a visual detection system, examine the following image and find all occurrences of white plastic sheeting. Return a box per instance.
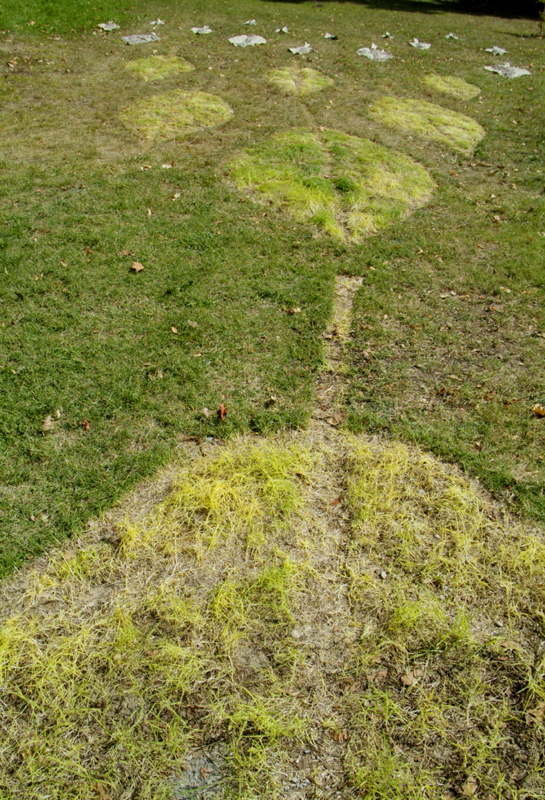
[484,62,530,78]
[357,43,393,61]
[409,38,431,50]
[289,42,313,54]
[229,34,267,46]
[121,33,161,44]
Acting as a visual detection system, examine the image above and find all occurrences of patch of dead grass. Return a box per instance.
[124,55,195,82]
[119,90,234,141]
[1,430,543,799]
[423,73,481,100]
[369,96,485,153]
[227,129,434,242]
[267,66,334,96]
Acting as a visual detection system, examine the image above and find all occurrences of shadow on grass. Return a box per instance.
[263,0,541,21]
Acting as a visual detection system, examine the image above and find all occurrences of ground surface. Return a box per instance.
[0,1,544,797]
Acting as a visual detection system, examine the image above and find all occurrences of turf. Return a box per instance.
[228,128,434,241]
[0,1,543,579]
[1,431,544,799]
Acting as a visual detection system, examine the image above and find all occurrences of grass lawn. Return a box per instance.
[0,1,545,795]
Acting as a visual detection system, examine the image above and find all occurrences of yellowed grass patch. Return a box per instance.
[370,96,485,153]
[423,73,481,100]
[119,90,234,141]
[124,55,195,82]
[227,129,434,242]
[1,430,543,798]
[267,66,334,95]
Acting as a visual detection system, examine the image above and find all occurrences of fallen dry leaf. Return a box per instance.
[218,404,227,421]
[171,326,178,334]
[131,261,145,273]
[526,701,545,725]
[330,494,343,507]
[401,671,416,686]
[82,419,91,431]
[61,259,67,267]
[330,729,350,742]
[187,320,198,328]
[533,404,545,418]
[119,249,129,256]
[42,415,54,433]
[93,784,110,800]
[462,778,478,797]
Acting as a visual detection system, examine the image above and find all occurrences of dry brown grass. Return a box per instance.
[1,428,544,799]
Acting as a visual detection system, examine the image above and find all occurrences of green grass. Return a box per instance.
[228,128,434,241]
[0,1,543,572]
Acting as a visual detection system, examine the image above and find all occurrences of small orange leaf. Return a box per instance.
[82,419,90,431]
[218,404,227,421]
[330,494,343,507]
[131,261,145,273]
[533,404,545,418]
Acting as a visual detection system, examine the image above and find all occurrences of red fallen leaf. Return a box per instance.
[131,261,145,273]
[218,404,227,421]
[330,494,343,507]
[82,419,91,431]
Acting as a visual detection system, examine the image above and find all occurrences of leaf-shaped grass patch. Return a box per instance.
[423,73,481,100]
[120,90,234,141]
[370,96,485,153]
[267,66,334,96]
[228,129,434,242]
[124,55,195,82]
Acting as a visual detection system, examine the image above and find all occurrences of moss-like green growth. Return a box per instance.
[119,90,234,141]
[267,66,334,95]
[423,73,481,100]
[370,96,485,153]
[228,129,434,242]
[124,55,195,82]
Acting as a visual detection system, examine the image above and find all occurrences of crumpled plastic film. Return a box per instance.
[229,34,267,46]
[409,38,431,50]
[289,42,313,54]
[484,62,530,78]
[357,43,393,61]
[122,33,161,45]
